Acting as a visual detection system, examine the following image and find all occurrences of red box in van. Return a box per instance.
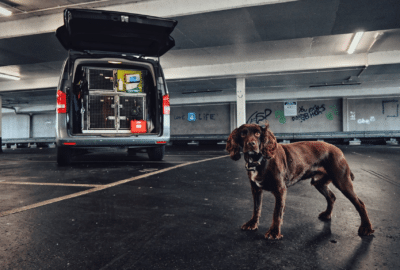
[131,120,147,133]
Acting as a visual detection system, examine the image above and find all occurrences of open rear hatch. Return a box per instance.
[55,9,176,137]
[56,8,177,57]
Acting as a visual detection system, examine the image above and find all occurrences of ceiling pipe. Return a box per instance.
[2,105,31,115]
[357,65,368,78]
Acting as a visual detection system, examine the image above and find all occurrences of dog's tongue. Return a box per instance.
[246,152,262,164]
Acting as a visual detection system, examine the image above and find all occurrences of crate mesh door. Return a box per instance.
[119,96,145,129]
[88,69,114,90]
[89,95,115,129]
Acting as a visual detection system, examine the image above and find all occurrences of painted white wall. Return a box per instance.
[2,114,30,139]
[32,114,56,138]
[348,97,400,131]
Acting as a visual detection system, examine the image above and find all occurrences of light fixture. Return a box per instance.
[0,73,20,80]
[347,32,364,54]
[108,61,122,64]
[0,6,12,16]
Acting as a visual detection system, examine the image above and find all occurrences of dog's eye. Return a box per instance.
[255,132,261,137]
[241,130,247,137]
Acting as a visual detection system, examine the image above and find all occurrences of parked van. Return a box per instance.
[55,9,177,165]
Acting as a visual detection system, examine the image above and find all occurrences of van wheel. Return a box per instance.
[57,146,72,166]
[147,146,165,161]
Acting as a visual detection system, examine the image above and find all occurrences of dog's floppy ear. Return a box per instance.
[261,122,277,159]
[226,127,241,161]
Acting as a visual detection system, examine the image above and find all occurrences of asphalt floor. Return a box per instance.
[0,144,399,269]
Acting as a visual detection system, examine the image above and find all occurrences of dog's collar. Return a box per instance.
[245,154,264,171]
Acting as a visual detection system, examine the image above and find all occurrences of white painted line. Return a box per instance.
[0,155,228,217]
[0,182,101,188]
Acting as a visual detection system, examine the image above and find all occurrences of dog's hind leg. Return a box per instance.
[311,176,336,220]
[332,173,374,236]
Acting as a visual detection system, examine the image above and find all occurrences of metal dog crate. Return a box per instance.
[81,67,146,133]
[82,93,146,133]
[87,67,115,91]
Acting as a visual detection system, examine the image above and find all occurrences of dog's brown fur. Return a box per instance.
[226,122,374,239]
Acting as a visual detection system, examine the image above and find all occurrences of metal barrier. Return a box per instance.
[2,131,400,148]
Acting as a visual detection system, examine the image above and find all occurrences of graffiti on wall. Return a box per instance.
[275,110,286,124]
[247,104,339,124]
[350,111,356,120]
[382,100,399,117]
[173,112,217,121]
[357,116,376,124]
[292,104,327,122]
[247,109,272,124]
[326,105,339,120]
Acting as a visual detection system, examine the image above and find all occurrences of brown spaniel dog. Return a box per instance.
[226,121,374,239]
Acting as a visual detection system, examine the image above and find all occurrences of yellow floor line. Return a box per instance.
[0,182,101,188]
[0,155,228,217]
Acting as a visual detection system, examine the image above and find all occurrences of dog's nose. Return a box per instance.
[248,141,256,146]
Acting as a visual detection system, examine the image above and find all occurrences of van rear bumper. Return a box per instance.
[56,114,170,147]
[56,136,169,147]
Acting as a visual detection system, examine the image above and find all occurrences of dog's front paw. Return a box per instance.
[241,219,259,231]
[318,211,332,221]
[358,225,375,236]
[265,227,283,240]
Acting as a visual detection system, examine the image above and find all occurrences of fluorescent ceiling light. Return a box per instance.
[0,7,12,16]
[347,32,364,54]
[0,73,20,80]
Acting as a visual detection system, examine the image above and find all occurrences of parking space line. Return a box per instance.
[0,182,102,188]
[0,155,228,217]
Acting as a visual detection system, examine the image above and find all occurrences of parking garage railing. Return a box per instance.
[2,131,400,148]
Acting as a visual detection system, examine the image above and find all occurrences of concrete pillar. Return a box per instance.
[29,114,33,138]
[230,103,237,130]
[343,98,349,131]
[236,77,246,127]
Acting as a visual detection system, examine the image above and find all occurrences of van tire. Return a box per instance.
[147,146,165,161]
[57,146,72,166]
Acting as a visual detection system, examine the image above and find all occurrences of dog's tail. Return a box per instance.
[350,171,355,181]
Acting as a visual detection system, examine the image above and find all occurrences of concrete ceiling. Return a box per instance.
[0,0,400,110]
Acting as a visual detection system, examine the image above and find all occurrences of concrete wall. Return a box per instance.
[170,104,230,135]
[246,99,342,133]
[2,113,56,139]
[32,114,56,138]
[2,114,30,139]
[348,97,400,131]
[1,97,399,140]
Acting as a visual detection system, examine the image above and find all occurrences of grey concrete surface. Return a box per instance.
[0,144,399,269]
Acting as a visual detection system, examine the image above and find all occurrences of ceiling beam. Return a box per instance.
[163,51,400,81]
[170,80,400,105]
[0,0,297,39]
[0,49,399,92]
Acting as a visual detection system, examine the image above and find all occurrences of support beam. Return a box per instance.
[236,77,246,127]
[170,80,400,105]
[230,103,237,131]
[343,98,349,131]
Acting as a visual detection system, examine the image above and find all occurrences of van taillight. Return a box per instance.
[57,90,67,114]
[163,95,170,115]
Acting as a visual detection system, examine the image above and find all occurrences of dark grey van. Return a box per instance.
[55,9,177,165]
